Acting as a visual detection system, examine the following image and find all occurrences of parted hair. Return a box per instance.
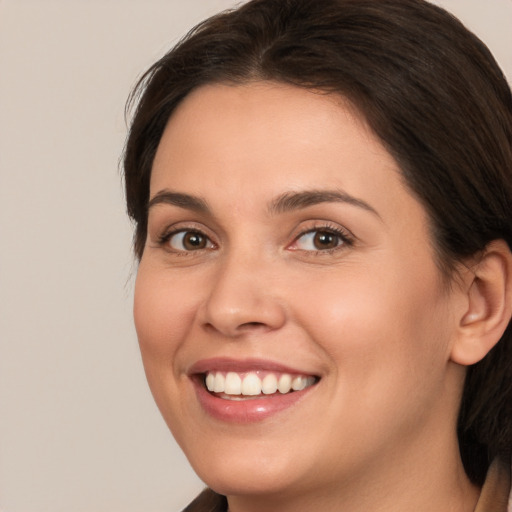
[124,0,512,490]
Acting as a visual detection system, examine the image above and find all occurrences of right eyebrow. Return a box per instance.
[147,190,210,213]
[268,189,380,218]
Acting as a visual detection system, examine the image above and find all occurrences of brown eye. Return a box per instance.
[294,229,346,251]
[313,231,339,250]
[168,231,213,251]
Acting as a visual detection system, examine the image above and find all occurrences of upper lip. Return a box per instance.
[188,357,319,377]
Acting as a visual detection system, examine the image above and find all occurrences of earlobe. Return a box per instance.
[450,240,512,366]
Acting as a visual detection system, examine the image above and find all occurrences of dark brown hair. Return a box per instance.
[123,0,512,487]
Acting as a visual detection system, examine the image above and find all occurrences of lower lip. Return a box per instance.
[193,378,316,423]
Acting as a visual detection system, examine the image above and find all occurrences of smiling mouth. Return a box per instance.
[204,371,319,400]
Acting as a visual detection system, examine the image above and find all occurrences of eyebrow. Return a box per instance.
[147,188,379,218]
[148,190,209,213]
[268,189,380,217]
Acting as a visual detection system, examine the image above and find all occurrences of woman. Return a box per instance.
[123,0,512,510]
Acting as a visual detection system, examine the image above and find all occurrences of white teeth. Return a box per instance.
[213,372,225,393]
[241,373,261,396]
[204,371,316,397]
[278,374,292,394]
[291,376,306,391]
[224,372,242,395]
[291,376,316,391]
[205,372,215,391]
[262,374,278,395]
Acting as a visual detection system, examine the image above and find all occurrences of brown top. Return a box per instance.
[474,458,511,512]
[183,458,512,512]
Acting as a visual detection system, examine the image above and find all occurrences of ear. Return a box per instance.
[450,239,512,366]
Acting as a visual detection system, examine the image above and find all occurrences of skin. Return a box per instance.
[134,82,481,512]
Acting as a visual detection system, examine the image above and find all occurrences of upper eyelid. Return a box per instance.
[150,214,225,241]
[175,230,213,244]
[161,227,214,242]
[158,221,213,238]
[293,222,354,240]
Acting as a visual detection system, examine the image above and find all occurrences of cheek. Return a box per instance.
[133,266,202,436]
[133,265,197,366]
[293,259,452,391]
[290,265,455,464]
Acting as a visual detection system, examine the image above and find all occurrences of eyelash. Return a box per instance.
[157,222,354,255]
[291,223,354,254]
[157,228,216,254]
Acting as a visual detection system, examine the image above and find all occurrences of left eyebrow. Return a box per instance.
[268,189,380,218]
[147,190,210,213]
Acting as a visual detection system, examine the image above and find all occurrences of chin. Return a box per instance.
[185,440,308,497]
[200,464,298,498]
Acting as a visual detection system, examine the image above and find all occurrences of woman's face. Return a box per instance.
[134,83,465,499]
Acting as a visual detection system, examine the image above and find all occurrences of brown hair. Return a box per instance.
[123,0,512,486]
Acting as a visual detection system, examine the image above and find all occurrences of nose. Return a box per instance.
[198,253,287,337]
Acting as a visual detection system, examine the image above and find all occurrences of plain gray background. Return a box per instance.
[1,1,511,511]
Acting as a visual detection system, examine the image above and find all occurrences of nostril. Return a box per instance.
[202,321,269,337]
[239,321,268,331]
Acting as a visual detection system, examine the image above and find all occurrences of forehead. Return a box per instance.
[149,81,442,280]
[150,82,417,222]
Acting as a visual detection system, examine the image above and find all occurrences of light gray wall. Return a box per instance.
[1,1,510,511]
